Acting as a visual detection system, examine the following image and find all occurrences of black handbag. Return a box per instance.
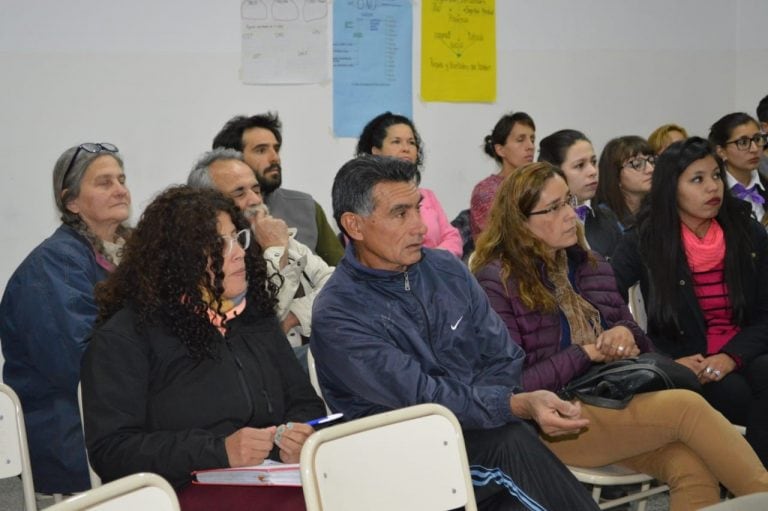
[557,352,702,409]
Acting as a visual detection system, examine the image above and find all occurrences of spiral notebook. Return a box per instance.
[192,460,301,486]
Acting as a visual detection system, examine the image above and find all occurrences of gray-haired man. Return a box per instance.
[189,148,333,354]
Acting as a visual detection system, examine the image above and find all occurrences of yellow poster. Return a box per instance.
[421,0,496,102]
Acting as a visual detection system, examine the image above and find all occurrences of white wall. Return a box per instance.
[1,0,767,296]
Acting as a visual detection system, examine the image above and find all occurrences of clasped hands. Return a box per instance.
[676,353,736,384]
[582,325,639,362]
[224,422,315,467]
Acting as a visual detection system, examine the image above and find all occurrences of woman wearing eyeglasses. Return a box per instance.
[471,161,768,510]
[611,137,768,468]
[594,136,657,230]
[0,143,130,495]
[80,186,324,508]
[538,129,624,259]
[709,112,768,225]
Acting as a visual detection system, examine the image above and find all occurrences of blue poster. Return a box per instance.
[333,0,412,138]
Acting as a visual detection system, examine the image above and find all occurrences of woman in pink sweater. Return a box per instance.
[356,112,463,257]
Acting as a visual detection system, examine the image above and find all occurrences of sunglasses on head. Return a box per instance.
[61,143,119,188]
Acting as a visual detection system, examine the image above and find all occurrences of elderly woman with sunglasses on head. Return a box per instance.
[81,186,324,509]
[471,161,768,511]
[611,136,768,468]
[0,143,130,495]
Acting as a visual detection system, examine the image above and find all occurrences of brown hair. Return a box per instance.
[470,162,589,312]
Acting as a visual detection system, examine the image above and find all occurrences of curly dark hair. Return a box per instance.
[95,186,278,359]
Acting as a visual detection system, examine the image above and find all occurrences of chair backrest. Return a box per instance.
[300,403,477,511]
[700,492,768,510]
[77,383,102,488]
[307,348,332,415]
[628,283,648,331]
[0,382,37,511]
[45,472,179,511]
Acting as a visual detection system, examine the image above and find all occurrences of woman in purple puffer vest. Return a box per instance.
[470,162,768,511]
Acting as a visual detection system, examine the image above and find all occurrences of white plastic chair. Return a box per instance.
[77,383,102,488]
[0,382,37,511]
[568,464,669,511]
[627,283,647,332]
[45,472,179,511]
[300,403,477,511]
[700,492,768,510]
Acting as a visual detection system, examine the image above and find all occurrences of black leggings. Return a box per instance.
[463,421,599,511]
[703,353,768,467]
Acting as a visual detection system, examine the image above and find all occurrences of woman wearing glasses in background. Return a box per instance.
[709,112,768,226]
[611,137,768,469]
[472,161,768,510]
[81,187,324,510]
[0,143,130,495]
[594,136,657,230]
[538,129,624,259]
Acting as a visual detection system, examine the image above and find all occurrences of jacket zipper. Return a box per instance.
[403,271,437,360]
[224,339,262,421]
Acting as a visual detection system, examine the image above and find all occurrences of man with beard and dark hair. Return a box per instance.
[213,112,344,265]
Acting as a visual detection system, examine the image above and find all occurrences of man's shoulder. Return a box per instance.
[421,248,470,279]
[269,187,315,203]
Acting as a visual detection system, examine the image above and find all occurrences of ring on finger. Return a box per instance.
[705,367,713,374]
[617,346,625,352]
[713,370,722,378]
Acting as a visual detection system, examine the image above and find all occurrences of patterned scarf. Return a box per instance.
[548,250,603,346]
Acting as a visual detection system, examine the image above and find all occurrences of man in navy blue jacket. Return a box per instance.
[311,155,599,511]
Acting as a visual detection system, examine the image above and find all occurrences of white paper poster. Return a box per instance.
[241,0,329,84]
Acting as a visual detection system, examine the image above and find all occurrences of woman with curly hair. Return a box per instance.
[81,186,324,507]
[0,142,130,495]
[356,112,463,257]
[471,161,768,510]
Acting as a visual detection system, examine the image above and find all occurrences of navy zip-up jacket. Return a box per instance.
[311,244,525,430]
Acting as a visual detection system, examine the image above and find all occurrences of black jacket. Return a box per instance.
[81,303,325,488]
[585,204,624,260]
[611,220,768,364]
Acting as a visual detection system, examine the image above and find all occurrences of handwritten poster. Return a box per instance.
[333,0,412,137]
[241,0,329,84]
[421,0,496,102]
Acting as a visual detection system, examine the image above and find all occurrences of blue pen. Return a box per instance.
[306,412,344,427]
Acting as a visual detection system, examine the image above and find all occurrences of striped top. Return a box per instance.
[690,261,740,354]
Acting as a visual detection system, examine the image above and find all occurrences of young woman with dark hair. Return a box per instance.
[611,137,768,467]
[356,112,462,257]
[595,135,656,228]
[538,129,624,259]
[470,111,535,241]
[709,112,768,224]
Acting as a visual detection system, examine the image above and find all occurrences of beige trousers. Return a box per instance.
[543,390,768,511]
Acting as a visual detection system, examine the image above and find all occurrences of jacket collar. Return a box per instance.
[340,242,423,285]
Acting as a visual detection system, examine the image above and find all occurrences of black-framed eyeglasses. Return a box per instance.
[623,155,656,172]
[724,133,768,151]
[61,143,119,188]
[528,194,578,217]
[221,229,251,257]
